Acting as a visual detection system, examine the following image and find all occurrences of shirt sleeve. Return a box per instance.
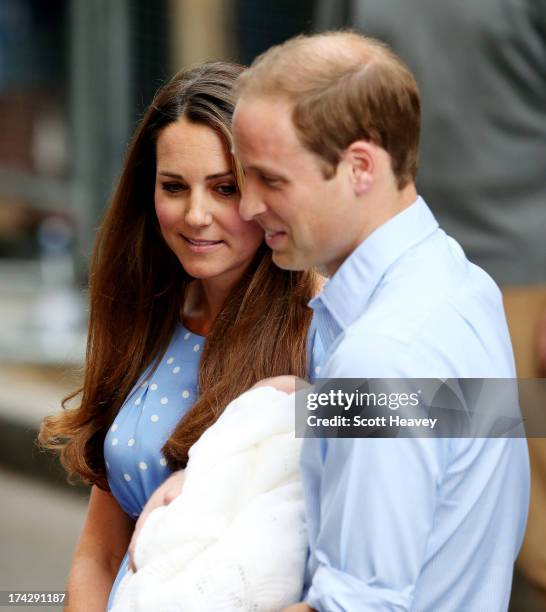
[305,436,445,612]
[304,334,448,612]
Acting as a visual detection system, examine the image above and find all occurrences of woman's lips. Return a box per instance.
[181,235,224,253]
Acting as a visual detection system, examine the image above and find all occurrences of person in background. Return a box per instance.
[232,31,529,611]
[315,3,546,602]
[39,61,322,611]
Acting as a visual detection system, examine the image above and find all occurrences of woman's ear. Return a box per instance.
[345,141,374,196]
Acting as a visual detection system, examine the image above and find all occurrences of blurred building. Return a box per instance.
[0,0,315,367]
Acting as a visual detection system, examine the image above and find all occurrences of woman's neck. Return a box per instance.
[181,278,234,336]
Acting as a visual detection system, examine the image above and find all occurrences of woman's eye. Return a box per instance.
[215,183,238,197]
[162,182,186,193]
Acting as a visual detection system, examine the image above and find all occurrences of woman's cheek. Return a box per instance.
[155,195,179,231]
[241,219,265,246]
[219,204,263,243]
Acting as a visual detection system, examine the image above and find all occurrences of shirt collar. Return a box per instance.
[310,196,439,331]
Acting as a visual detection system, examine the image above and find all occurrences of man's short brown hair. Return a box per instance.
[236,31,421,189]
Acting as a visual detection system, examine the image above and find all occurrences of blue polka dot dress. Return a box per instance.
[104,322,204,519]
[105,318,324,609]
[105,322,205,608]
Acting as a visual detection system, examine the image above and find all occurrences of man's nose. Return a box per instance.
[185,192,212,227]
[239,182,268,221]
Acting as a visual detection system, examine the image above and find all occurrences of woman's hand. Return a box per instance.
[251,375,310,394]
[128,469,185,572]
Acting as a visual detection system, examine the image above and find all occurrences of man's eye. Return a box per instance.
[162,182,186,193]
[215,183,238,197]
[260,174,280,188]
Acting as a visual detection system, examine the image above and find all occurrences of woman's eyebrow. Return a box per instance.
[205,170,234,180]
[158,171,183,179]
[157,171,233,180]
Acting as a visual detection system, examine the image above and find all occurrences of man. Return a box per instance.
[232,31,529,611]
[314,4,546,598]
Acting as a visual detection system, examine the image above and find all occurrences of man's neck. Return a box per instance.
[369,183,418,232]
[326,183,418,277]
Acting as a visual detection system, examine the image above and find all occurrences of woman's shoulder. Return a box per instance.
[133,323,205,387]
[158,322,205,366]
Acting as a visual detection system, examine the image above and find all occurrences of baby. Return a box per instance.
[111,380,308,612]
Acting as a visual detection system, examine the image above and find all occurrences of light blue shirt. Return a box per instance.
[302,197,529,611]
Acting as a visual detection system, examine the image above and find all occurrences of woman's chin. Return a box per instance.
[175,251,255,285]
[182,267,216,280]
[178,260,229,281]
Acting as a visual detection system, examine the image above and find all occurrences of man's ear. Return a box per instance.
[344,141,374,196]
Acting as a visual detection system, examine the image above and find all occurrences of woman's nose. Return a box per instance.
[185,191,212,227]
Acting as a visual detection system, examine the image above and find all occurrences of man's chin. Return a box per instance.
[271,249,309,272]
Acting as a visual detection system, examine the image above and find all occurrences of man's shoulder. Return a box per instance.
[365,228,505,337]
[323,245,513,378]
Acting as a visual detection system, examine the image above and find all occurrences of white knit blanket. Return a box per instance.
[111,386,307,612]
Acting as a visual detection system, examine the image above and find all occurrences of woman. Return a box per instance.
[39,61,322,611]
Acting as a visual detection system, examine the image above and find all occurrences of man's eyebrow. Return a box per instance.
[157,170,234,180]
[245,165,288,181]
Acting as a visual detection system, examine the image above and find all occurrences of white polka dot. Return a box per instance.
[193,344,200,352]
[159,457,167,467]
[150,414,159,422]
[172,366,180,374]
[124,473,131,482]
[315,366,321,375]
[182,390,190,399]
[111,438,118,446]
[160,397,169,405]
[167,357,174,364]
[150,383,158,391]
[184,332,190,340]
[111,423,118,432]
[127,438,135,447]
[141,380,148,388]
[139,461,148,471]
[106,461,110,469]
[134,397,141,405]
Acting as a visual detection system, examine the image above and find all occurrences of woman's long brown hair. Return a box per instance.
[38,61,319,489]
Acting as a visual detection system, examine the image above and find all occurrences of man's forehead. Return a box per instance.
[233,95,297,152]
[235,93,292,120]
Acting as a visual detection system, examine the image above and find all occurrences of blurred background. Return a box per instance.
[0,0,543,610]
